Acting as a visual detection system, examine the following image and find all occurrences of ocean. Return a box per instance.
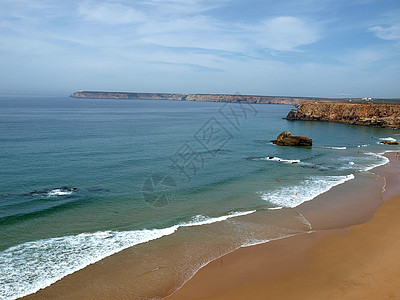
[0,96,398,299]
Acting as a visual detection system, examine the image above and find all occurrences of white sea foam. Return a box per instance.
[363,152,390,171]
[259,157,300,164]
[379,137,397,142]
[46,189,74,197]
[180,210,256,227]
[338,160,357,170]
[267,207,283,210]
[337,151,392,172]
[0,210,256,300]
[241,239,271,247]
[260,174,355,208]
[319,146,347,150]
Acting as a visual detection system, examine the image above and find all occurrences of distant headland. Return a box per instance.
[71,90,399,106]
[71,90,400,128]
[71,90,332,105]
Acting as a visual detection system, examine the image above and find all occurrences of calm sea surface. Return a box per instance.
[0,96,398,299]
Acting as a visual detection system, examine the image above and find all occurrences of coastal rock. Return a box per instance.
[285,102,400,128]
[379,140,399,145]
[272,131,312,146]
[286,109,299,120]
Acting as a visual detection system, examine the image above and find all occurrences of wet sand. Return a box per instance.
[168,152,400,299]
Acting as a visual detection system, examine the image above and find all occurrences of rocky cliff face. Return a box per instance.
[286,102,400,128]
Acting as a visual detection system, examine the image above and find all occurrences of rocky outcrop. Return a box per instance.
[272,131,312,146]
[286,102,400,128]
[379,140,399,145]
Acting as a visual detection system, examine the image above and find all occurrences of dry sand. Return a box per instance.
[168,153,400,299]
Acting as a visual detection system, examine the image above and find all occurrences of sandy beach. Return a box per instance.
[168,152,400,299]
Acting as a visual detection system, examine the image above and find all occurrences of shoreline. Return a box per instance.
[167,152,400,299]
[20,152,399,299]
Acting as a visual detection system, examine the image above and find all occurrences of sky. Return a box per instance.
[0,0,399,98]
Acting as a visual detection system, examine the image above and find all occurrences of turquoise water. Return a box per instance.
[0,96,399,299]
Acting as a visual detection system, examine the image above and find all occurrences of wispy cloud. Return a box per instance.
[136,15,321,53]
[142,0,229,15]
[368,23,400,41]
[0,1,322,60]
[78,2,147,24]
[252,16,320,51]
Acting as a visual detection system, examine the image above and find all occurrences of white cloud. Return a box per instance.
[78,2,147,24]
[368,24,400,41]
[253,16,320,51]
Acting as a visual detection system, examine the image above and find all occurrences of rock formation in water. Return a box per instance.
[379,140,399,145]
[272,131,312,146]
[286,102,400,128]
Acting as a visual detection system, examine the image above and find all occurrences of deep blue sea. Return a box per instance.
[0,96,399,299]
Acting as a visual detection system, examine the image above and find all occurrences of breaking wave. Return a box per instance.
[0,210,256,300]
[260,174,355,208]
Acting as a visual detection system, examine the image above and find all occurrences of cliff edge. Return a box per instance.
[286,102,400,128]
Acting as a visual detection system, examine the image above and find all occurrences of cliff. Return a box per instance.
[286,102,400,128]
[71,91,336,105]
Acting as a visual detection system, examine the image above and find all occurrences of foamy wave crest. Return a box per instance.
[27,187,77,198]
[267,207,283,210]
[0,210,255,300]
[260,174,355,208]
[47,189,74,197]
[363,153,390,171]
[181,210,256,227]
[258,157,300,164]
[324,146,347,150]
[379,137,397,142]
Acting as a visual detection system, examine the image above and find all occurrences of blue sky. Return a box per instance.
[0,0,399,97]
